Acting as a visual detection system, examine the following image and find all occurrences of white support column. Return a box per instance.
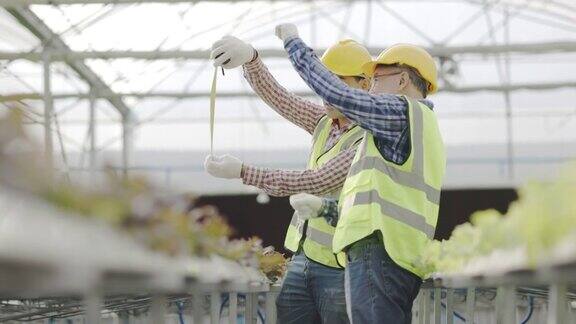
[89,92,97,183]
[121,112,134,179]
[445,289,454,324]
[85,291,102,324]
[466,287,476,323]
[245,293,258,324]
[417,290,425,324]
[496,285,516,324]
[150,294,167,324]
[418,289,430,324]
[548,284,567,324]
[229,292,238,324]
[503,5,514,180]
[433,288,441,324]
[192,291,204,324]
[210,291,220,324]
[42,49,53,168]
[265,290,278,324]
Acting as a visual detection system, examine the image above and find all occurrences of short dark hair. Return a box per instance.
[378,63,430,98]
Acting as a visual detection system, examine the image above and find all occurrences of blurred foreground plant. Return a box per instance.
[0,108,287,281]
[416,163,576,277]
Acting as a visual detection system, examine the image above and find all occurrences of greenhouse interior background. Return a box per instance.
[0,0,575,323]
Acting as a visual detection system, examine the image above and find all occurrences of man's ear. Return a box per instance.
[360,78,371,90]
[398,71,409,91]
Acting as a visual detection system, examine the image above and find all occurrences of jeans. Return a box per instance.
[276,252,349,324]
[344,234,422,324]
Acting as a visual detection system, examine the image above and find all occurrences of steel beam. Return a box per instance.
[0,0,443,5]
[42,50,53,167]
[89,93,97,181]
[1,81,575,102]
[6,6,130,116]
[121,112,134,178]
[1,41,575,61]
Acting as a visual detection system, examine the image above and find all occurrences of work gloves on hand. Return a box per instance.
[204,154,243,179]
[275,23,299,42]
[211,36,255,69]
[290,193,323,221]
[210,23,298,69]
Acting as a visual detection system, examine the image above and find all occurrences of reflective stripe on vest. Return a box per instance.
[289,216,334,247]
[347,102,440,205]
[353,190,435,239]
[347,98,436,236]
[283,115,363,268]
[335,96,446,277]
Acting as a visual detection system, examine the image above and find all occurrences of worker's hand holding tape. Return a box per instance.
[289,193,323,221]
[204,154,243,179]
[211,36,256,70]
[275,23,299,42]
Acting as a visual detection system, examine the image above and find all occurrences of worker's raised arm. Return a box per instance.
[243,56,325,135]
[205,150,356,197]
[211,36,324,135]
[241,148,355,196]
[275,25,410,139]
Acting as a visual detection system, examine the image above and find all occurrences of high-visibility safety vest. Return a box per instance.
[284,115,364,268]
[335,96,446,278]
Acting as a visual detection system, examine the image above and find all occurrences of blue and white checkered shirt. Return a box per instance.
[285,37,434,165]
[285,37,435,223]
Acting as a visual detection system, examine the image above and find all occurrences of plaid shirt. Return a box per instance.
[285,37,434,165]
[241,56,358,197]
[284,37,434,222]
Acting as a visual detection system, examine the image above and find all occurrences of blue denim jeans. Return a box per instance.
[344,235,422,324]
[276,252,349,324]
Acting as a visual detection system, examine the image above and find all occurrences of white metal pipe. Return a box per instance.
[433,288,441,324]
[504,4,515,180]
[1,41,575,61]
[496,285,516,324]
[418,289,430,324]
[1,80,575,103]
[210,292,220,324]
[0,0,354,4]
[7,6,130,116]
[42,50,53,168]
[229,292,238,324]
[445,289,454,324]
[85,292,102,324]
[265,290,278,324]
[548,284,567,324]
[121,112,133,179]
[245,293,258,324]
[465,287,475,323]
[150,294,167,324]
[192,291,204,324]
[416,291,424,324]
[89,92,97,182]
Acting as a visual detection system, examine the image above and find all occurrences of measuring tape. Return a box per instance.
[210,48,229,155]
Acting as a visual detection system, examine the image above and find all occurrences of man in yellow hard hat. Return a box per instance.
[276,24,446,324]
[206,36,372,324]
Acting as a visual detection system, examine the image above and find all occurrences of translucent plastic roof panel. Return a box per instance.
[0,0,573,185]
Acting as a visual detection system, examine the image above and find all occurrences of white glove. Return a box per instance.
[289,193,323,221]
[275,23,299,42]
[204,154,243,179]
[211,36,255,69]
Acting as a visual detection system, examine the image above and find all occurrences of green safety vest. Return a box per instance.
[335,96,446,277]
[284,115,364,268]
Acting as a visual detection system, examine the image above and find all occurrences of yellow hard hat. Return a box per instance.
[362,44,438,94]
[321,39,372,77]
